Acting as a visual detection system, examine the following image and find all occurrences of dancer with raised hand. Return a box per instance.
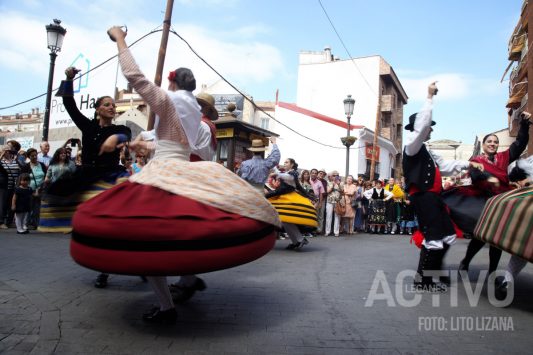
[70,26,280,324]
[403,82,483,290]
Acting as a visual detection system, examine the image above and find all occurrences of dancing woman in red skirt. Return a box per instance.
[71,26,281,324]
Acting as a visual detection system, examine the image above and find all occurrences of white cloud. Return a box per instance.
[400,71,507,104]
[401,73,470,102]
[0,8,285,111]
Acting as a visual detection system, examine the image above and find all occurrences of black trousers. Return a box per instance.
[410,191,455,242]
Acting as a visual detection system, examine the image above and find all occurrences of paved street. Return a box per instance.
[1,229,532,354]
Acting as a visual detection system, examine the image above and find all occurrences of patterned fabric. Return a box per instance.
[130,142,281,228]
[474,186,533,262]
[326,182,342,204]
[39,174,129,233]
[1,159,20,190]
[118,48,280,229]
[368,200,386,224]
[119,48,190,147]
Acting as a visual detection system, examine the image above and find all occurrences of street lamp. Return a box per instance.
[341,94,356,178]
[42,19,67,141]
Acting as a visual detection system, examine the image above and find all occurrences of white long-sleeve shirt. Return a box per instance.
[403,98,469,176]
[363,187,393,201]
[192,121,216,161]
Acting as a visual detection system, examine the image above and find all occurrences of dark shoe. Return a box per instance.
[458,260,469,272]
[140,276,148,283]
[17,230,29,234]
[294,237,309,250]
[169,278,207,303]
[286,243,297,250]
[142,307,177,324]
[439,276,451,286]
[494,276,509,301]
[94,273,109,288]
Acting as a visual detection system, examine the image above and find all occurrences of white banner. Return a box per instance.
[49,52,123,129]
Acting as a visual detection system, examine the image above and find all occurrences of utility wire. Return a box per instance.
[0,29,163,111]
[317,0,378,98]
[168,28,352,150]
[1,25,359,150]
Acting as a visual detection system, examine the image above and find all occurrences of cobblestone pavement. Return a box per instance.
[1,230,532,354]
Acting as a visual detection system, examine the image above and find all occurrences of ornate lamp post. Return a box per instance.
[42,19,67,141]
[341,94,356,178]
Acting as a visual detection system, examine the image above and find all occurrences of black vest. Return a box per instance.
[371,188,385,199]
[402,144,437,192]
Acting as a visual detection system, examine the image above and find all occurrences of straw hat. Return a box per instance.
[247,139,268,152]
[196,92,219,121]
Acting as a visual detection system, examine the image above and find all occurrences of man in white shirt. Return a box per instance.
[37,141,51,167]
[403,82,482,291]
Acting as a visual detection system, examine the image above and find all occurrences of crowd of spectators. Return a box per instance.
[1,137,478,236]
[270,168,420,237]
[0,138,146,231]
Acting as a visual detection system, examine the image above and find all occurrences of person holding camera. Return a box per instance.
[20,148,47,229]
[63,138,81,163]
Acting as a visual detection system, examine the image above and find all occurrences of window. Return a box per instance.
[260,117,269,130]
[217,139,229,166]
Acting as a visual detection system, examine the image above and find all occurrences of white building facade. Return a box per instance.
[271,48,408,179]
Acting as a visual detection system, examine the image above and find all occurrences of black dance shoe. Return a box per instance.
[169,278,207,303]
[458,260,469,273]
[94,273,109,288]
[142,307,177,324]
[494,276,509,301]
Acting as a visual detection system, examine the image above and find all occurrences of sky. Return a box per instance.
[0,0,522,145]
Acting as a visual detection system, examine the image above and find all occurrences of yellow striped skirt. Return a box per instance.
[268,191,318,227]
[39,177,129,233]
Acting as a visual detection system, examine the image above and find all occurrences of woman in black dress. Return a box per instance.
[45,67,132,288]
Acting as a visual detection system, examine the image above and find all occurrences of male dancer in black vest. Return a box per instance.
[403,82,483,290]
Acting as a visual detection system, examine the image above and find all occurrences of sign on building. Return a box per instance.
[365,143,380,162]
[50,53,119,129]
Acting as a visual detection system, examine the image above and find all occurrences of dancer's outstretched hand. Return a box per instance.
[107,26,127,42]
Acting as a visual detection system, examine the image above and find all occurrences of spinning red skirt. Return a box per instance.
[71,181,277,276]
